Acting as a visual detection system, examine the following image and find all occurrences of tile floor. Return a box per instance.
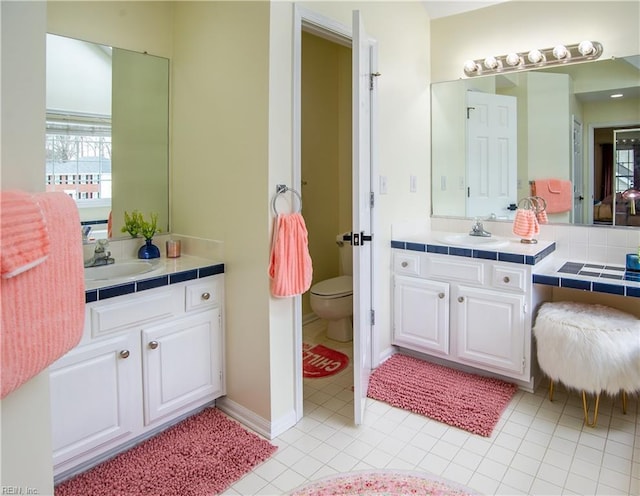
[225,319,639,495]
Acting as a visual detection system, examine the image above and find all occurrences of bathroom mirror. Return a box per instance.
[45,33,169,239]
[431,55,640,227]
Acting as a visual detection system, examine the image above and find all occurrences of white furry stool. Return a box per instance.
[533,301,640,427]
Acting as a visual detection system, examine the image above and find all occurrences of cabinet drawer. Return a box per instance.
[426,256,484,284]
[393,252,421,276]
[185,276,223,311]
[492,265,527,293]
[90,287,183,338]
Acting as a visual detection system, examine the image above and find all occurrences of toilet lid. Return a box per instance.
[311,275,352,297]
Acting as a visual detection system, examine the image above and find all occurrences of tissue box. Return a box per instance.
[626,253,640,272]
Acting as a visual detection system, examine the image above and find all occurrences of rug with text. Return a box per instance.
[303,342,349,378]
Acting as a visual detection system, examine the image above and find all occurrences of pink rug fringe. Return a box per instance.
[367,354,518,437]
[55,408,276,496]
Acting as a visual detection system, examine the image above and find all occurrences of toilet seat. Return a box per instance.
[310,275,352,298]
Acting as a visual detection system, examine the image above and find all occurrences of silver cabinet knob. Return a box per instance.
[401,261,408,268]
[148,341,159,350]
[201,292,211,301]
[503,276,510,283]
[438,292,445,299]
[120,350,130,359]
[458,296,464,303]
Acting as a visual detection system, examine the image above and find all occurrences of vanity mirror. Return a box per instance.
[45,33,169,239]
[431,55,640,227]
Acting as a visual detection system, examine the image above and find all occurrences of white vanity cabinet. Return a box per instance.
[50,273,225,479]
[393,249,543,388]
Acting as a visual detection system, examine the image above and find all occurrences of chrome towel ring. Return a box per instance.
[272,184,302,215]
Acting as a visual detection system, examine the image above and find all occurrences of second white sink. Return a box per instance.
[85,261,157,281]
[438,233,510,249]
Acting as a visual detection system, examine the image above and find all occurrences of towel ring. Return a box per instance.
[272,184,302,215]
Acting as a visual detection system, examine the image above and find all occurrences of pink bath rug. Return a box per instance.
[303,342,349,378]
[291,469,477,495]
[367,354,518,437]
[54,407,276,496]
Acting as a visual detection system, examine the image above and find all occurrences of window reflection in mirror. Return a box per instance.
[45,33,169,240]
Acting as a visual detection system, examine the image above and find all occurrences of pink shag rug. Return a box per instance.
[367,354,518,437]
[291,469,477,495]
[54,408,276,496]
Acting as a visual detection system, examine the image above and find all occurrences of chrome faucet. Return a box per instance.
[469,218,492,237]
[84,239,115,267]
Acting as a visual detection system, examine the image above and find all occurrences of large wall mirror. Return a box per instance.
[45,33,169,239]
[431,55,640,228]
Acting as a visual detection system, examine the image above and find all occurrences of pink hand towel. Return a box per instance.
[534,179,573,214]
[268,213,313,297]
[1,192,85,399]
[512,208,539,240]
[1,190,51,278]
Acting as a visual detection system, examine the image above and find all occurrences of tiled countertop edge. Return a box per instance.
[85,263,225,303]
[532,272,640,298]
[390,240,556,266]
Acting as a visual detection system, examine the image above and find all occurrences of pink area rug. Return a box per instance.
[55,408,276,496]
[291,469,476,495]
[303,342,349,378]
[367,354,518,437]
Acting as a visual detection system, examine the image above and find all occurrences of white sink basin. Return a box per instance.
[437,233,510,249]
[85,261,157,281]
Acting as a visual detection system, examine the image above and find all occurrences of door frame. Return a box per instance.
[292,4,378,423]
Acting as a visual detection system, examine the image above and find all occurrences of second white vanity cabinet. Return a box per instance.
[50,272,225,480]
[393,248,548,388]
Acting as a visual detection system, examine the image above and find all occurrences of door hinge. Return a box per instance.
[351,232,372,246]
[370,191,375,208]
[523,303,528,315]
[370,309,375,326]
[369,72,381,91]
[219,370,223,382]
[522,357,526,373]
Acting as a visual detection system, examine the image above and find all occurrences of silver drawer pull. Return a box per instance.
[119,350,130,359]
[458,296,464,303]
[438,292,445,299]
[201,292,211,301]
[503,276,510,283]
[401,261,409,268]
[148,341,159,350]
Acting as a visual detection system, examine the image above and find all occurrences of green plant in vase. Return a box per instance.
[121,210,161,259]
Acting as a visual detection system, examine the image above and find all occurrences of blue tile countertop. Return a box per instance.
[533,259,640,298]
[391,232,556,266]
[84,255,224,303]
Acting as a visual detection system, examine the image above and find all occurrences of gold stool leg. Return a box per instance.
[622,390,627,415]
[548,379,554,401]
[582,391,601,427]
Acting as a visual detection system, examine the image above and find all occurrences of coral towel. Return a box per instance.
[512,208,539,240]
[1,192,85,399]
[268,213,313,297]
[1,190,51,278]
[534,179,573,213]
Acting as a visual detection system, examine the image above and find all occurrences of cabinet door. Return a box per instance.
[142,309,223,425]
[50,333,140,469]
[393,276,449,355]
[453,284,526,378]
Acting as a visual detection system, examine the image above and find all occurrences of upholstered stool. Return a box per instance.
[533,301,640,427]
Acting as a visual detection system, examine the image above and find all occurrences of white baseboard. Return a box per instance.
[302,313,319,325]
[215,397,297,440]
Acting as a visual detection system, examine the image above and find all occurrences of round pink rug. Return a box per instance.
[291,469,477,495]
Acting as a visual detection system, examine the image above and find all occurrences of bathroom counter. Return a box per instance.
[84,254,224,302]
[391,231,556,266]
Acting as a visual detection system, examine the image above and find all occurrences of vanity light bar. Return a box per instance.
[463,41,603,77]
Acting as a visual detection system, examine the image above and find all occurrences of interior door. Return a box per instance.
[466,91,517,219]
[352,10,373,426]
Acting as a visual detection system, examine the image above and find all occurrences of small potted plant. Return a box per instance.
[121,210,161,259]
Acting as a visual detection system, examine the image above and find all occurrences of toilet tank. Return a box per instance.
[337,232,353,276]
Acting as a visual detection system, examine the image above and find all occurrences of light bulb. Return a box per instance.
[527,49,544,64]
[463,60,479,74]
[505,53,521,66]
[483,56,499,70]
[552,45,569,59]
[578,40,595,55]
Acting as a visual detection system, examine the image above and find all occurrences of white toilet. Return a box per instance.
[309,233,353,342]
